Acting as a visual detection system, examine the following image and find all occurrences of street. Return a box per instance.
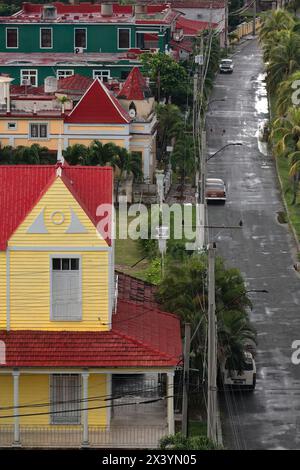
[206,38,300,450]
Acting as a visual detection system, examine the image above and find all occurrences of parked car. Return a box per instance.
[205,178,226,203]
[219,352,256,391]
[219,59,234,73]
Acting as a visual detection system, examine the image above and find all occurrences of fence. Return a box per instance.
[0,424,167,449]
[230,17,262,44]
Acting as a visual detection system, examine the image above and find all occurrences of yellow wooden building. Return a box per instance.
[0,163,181,448]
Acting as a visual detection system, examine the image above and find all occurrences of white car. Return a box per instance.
[205,178,226,203]
[219,59,234,74]
[220,352,256,391]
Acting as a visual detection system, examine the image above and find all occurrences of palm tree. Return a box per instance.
[12,144,51,164]
[171,133,195,195]
[156,103,183,162]
[276,71,300,116]
[111,147,143,203]
[63,143,89,165]
[156,254,254,371]
[56,95,70,114]
[266,30,300,94]
[87,140,118,166]
[271,107,300,203]
[218,310,257,372]
[259,9,295,43]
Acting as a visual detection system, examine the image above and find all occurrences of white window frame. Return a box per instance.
[74,27,87,50]
[20,69,38,87]
[117,28,131,50]
[50,374,82,425]
[92,69,111,81]
[6,27,18,49]
[56,69,74,80]
[7,122,17,131]
[40,27,53,49]
[50,255,82,322]
[29,122,48,140]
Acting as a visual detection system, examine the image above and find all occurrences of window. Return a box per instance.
[74,28,87,49]
[118,28,130,49]
[56,69,74,80]
[21,69,38,87]
[92,70,110,82]
[6,28,18,48]
[40,28,52,48]
[29,123,48,139]
[50,375,81,424]
[7,122,17,130]
[51,257,81,321]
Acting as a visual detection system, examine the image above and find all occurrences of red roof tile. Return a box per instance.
[117,271,159,308]
[176,16,218,35]
[57,74,93,94]
[0,300,182,368]
[65,78,130,124]
[0,165,113,250]
[117,67,152,101]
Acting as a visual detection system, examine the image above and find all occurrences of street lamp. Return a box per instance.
[206,142,243,162]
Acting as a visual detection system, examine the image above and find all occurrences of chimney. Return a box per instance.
[134,4,148,16]
[33,102,37,115]
[101,3,113,17]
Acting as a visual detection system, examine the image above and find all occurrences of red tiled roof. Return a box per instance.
[117,271,159,308]
[170,0,225,8]
[65,78,130,124]
[57,74,93,94]
[170,38,194,53]
[176,16,218,35]
[117,67,151,101]
[0,165,113,250]
[0,300,182,368]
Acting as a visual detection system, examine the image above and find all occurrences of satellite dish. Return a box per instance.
[129,108,136,118]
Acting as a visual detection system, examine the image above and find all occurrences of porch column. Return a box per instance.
[12,369,21,446]
[167,371,175,435]
[81,371,89,447]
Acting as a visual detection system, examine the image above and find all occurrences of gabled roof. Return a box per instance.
[65,78,130,124]
[0,165,113,249]
[117,67,152,101]
[176,16,218,36]
[0,300,182,368]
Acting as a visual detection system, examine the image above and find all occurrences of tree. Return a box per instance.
[259,9,295,43]
[12,144,51,164]
[275,71,300,116]
[156,254,254,371]
[140,52,188,102]
[87,140,118,166]
[155,103,183,162]
[171,133,195,193]
[266,29,300,94]
[111,147,143,202]
[63,143,90,165]
[271,107,300,204]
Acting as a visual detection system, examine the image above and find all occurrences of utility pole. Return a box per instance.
[182,323,191,438]
[207,243,217,444]
[253,0,256,37]
[225,0,229,49]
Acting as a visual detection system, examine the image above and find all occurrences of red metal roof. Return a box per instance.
[0,300,182,368]
[5,2,175,25]
[176,16,218,35]
[117,271,159,308]
[117,67,151,101]
[57,74,93,94]
[0,165,113,250]
[65,78,130,124]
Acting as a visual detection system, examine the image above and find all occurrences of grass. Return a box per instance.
[275,151,300,242]
[188,420,207,437]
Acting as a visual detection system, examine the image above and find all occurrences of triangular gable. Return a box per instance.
[117,67,152,101]
[0,165,113,249]
[65,78,131,124]
[9,176,108,246]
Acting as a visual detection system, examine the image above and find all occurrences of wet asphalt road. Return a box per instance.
[206,39,300,450]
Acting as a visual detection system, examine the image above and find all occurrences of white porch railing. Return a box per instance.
[0,424,168,449]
